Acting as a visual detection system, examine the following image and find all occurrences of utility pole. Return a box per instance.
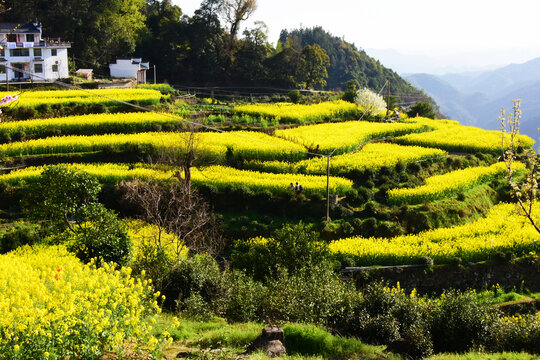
[326,155,330,223]
[386,79,390,117]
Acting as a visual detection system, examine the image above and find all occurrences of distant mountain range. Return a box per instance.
[405,58,540,143]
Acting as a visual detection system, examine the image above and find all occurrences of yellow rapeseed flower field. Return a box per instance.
[395,118,535,153]
[0,163,353,196]
[329,203,540,266]
[245,143,446,175]
[0,130,307,162]
[0,112,183,139]
[275,120,428,154]
[387,162,525,204]
[0,88,167,107]
[0,245,160,359]
[234,100,359,123]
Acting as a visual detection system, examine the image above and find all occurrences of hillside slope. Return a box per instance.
[280,27,435,105]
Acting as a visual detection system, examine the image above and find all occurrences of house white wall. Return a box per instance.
[110,60,140,79]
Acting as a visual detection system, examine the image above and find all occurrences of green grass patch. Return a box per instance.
[427,352,540,360]
[283,323,390,359]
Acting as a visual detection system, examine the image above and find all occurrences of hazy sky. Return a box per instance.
[172,0,540,70]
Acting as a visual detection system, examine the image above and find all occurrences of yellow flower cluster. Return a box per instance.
[246,143,446,175]
[387,162,525,204]
[1,88,167,108]
[396,118,535,153]
[0,163,353,196]
[275,120,427,154]
[0,130,307,162]
[234,100,359,123]
[329,203,540,265]
[0,112,183,139]
[0,245,160,359]
[127,220,188,262]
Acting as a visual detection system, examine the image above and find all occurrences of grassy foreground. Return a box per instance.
[152,314,540,360]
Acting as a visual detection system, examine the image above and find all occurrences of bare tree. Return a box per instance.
[500,99,540,234]
[121,178,225,257]
[221,0,257,40]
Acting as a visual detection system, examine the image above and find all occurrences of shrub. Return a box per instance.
[287,90,301,104]
[430,290,497,353]
[0,223,41,253]
[183,292,214,321]
[231,223,329,281]
[163,254,223,310]
[262,263,354,324]
[220,270,267,322]
[64,203,132,266]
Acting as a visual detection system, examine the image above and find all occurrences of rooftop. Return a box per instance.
[0,22,40,34]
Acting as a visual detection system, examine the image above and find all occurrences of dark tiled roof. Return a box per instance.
[0,22,40,34]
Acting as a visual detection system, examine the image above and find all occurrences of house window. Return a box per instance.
[51,49,57,56]
[0,65,5,74]
[26,34,35,42]
[0,48,4,57]
[7,34,16,42]
[52,64,58,72]
[10,49,30,57]
[34,48,42,57]
[34,63,43,73]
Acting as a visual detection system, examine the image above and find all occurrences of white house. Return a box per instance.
[109,58,149,84]
[0,22,70,82]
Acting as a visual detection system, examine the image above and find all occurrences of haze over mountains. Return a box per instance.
[403,57,540,142]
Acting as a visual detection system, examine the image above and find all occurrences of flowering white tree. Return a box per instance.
[0,93,18,119]
[355,87,387,117]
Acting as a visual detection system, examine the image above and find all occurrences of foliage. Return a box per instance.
[329,203,540,266]
[23,165,131,265]
[408,101,437,119]
[162,253,223,311]
[0,223,41,254]
[262,263,353,324]
[298,44,331,89]
[136,83,176,95]
[355,87,387,117]
[0,245,160,359]
[287,90,301,104]
[231,223,330,280]
[63,203,132,266]
[430,290,497,353]
[23,165,101,233]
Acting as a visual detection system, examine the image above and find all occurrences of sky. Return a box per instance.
[172,0,540,73]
